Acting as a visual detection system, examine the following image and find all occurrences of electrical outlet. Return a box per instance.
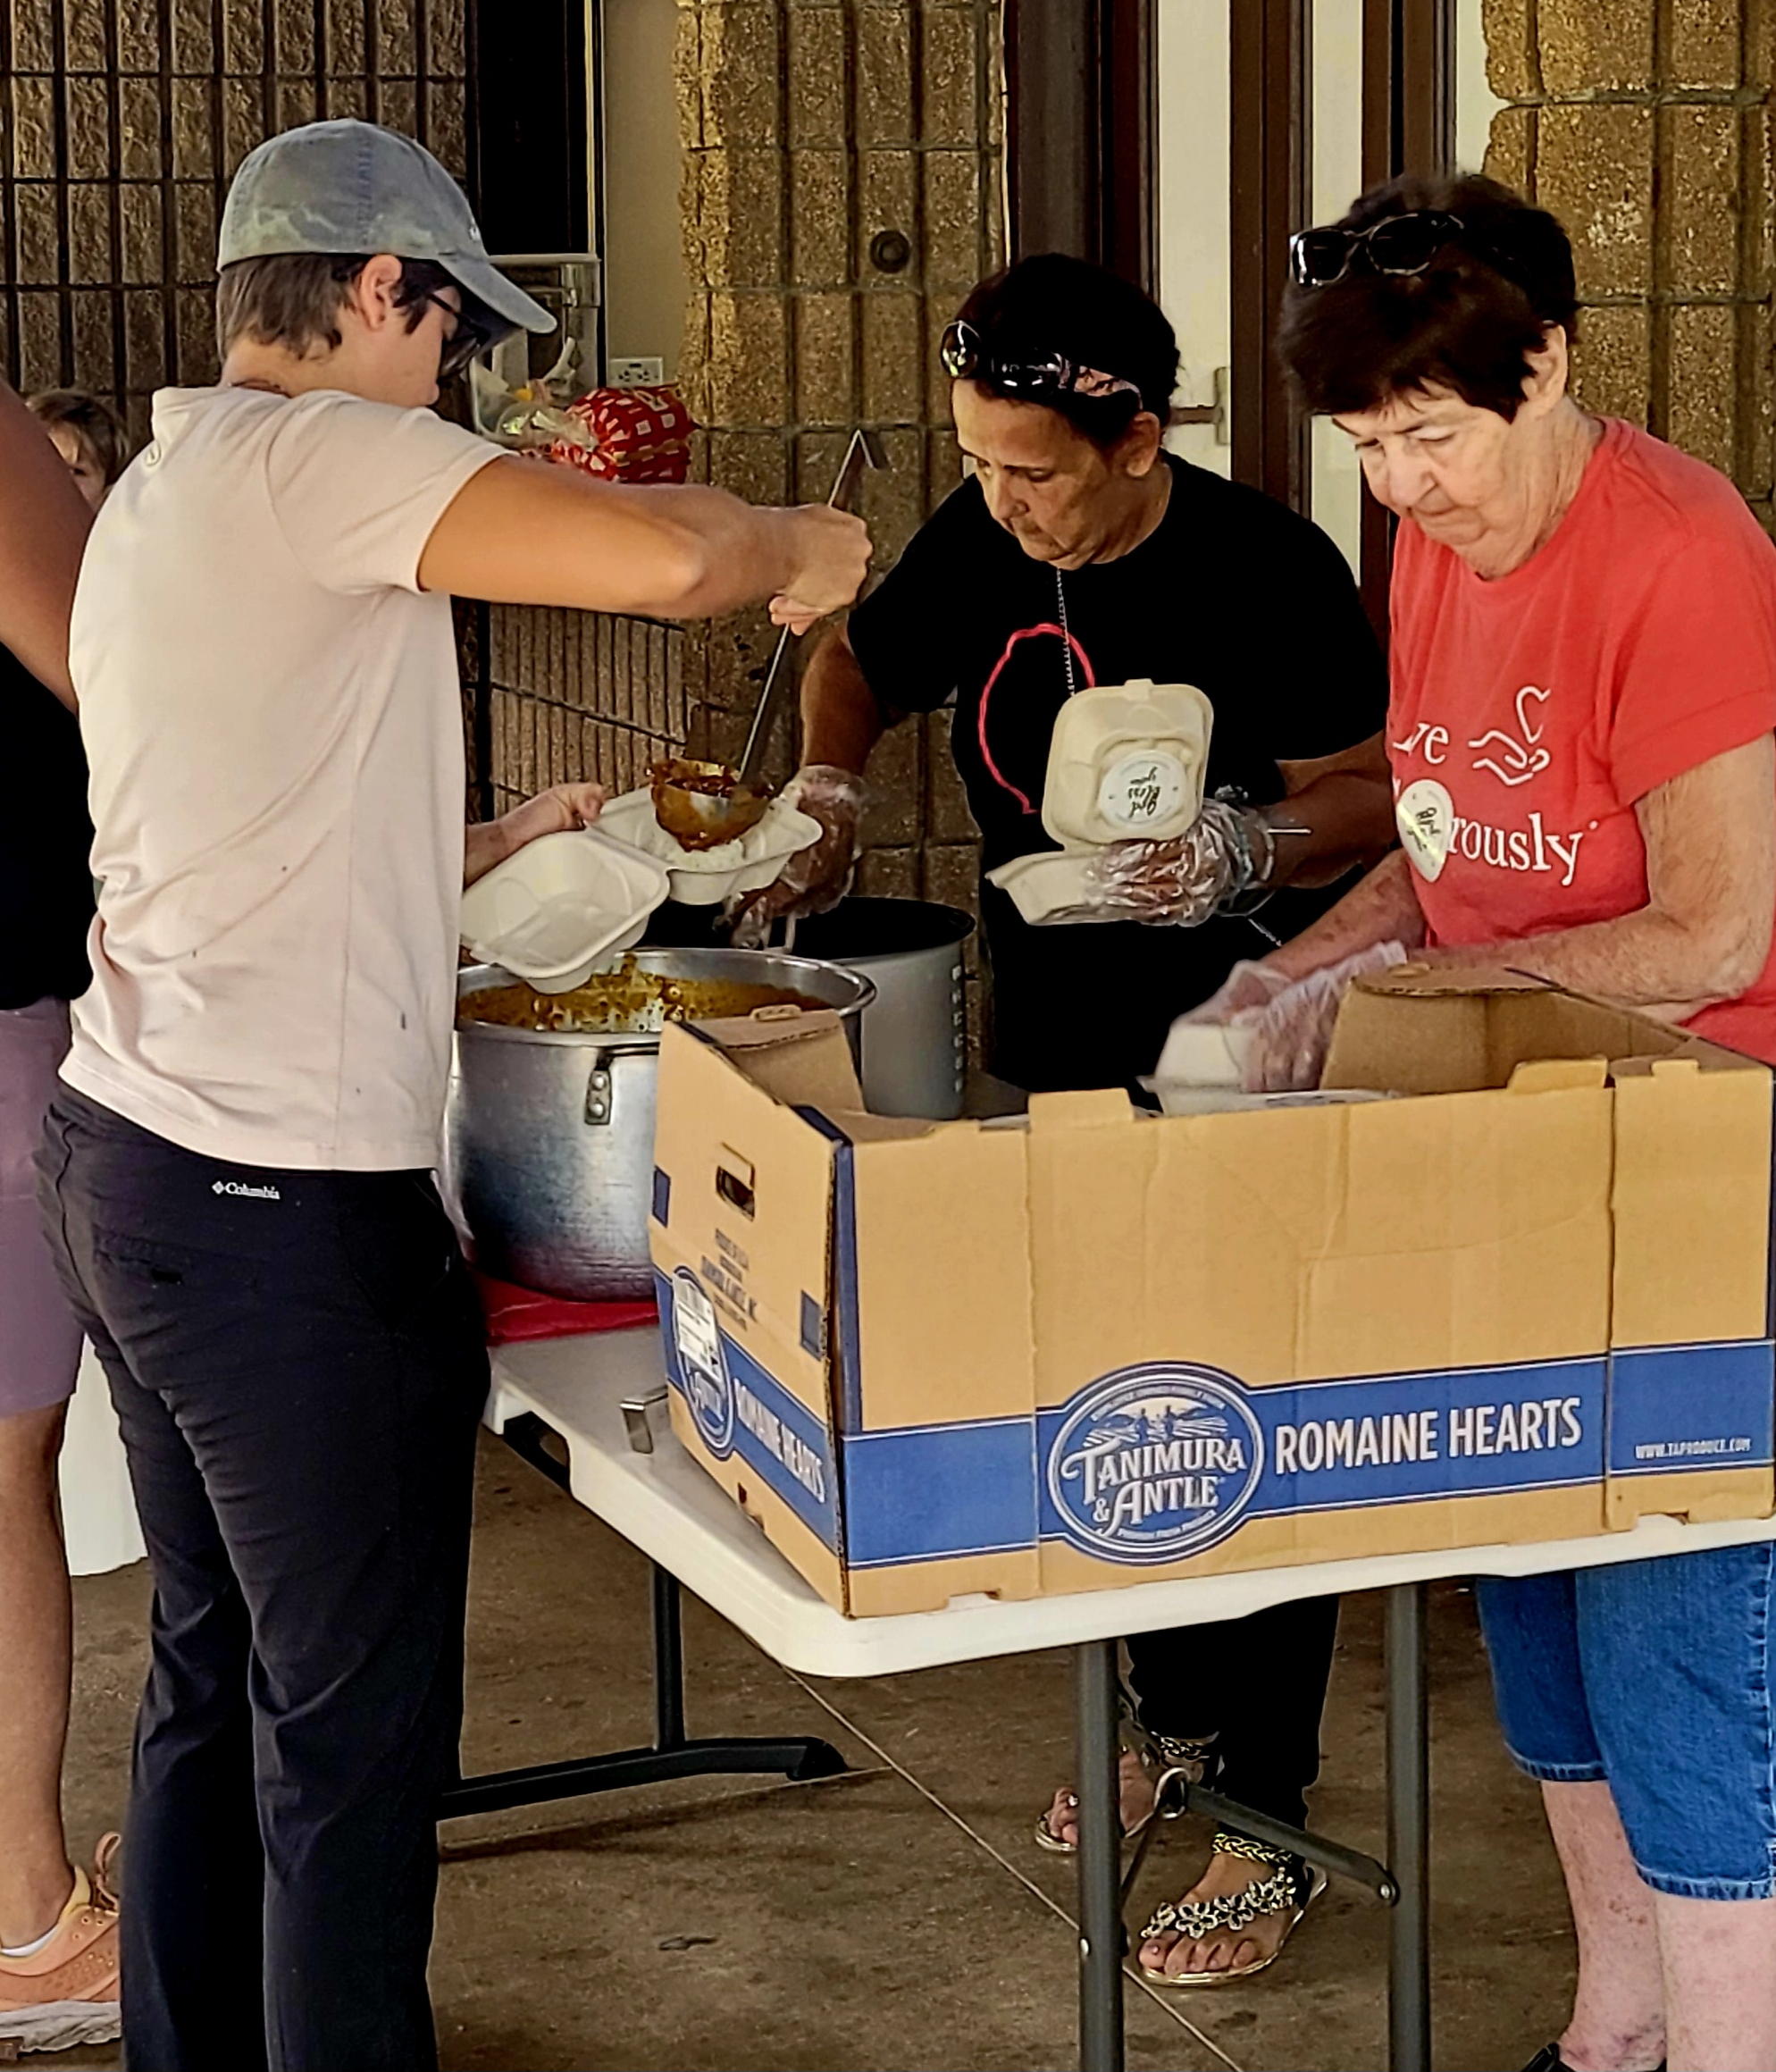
[608,356,666,388]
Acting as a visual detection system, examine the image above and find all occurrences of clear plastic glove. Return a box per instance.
[1235,940,1411,1092]
[1081,799,1276,926]
[1177,957,1294,1028]
[727,765,866,948]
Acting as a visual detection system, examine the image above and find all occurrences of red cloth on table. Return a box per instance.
[473,1270,656,1346]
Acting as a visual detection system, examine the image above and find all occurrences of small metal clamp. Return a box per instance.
[621,1386,669,1454]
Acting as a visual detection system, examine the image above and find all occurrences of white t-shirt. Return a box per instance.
[63,384,499,1170]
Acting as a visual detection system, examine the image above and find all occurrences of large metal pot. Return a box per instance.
[790,898,975,1120]
[447,949,875,1301]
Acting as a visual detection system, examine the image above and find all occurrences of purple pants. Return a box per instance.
[1,998,82,1418]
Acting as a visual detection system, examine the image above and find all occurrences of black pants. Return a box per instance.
[38,1090,490,2072]
[1125,1596,1341,1830]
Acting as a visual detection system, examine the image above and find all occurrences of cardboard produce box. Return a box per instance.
[649,969,1776,1617]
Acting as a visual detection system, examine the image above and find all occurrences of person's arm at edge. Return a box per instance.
[417,457,867,631]
[0,380,92,708]
[464,781,608,887]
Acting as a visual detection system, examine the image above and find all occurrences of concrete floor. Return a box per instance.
[54,1436,1577,2072]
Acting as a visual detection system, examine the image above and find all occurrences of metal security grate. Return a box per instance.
[0,0,469,440]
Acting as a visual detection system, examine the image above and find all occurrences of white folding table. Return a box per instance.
[438,1329,1776,2072]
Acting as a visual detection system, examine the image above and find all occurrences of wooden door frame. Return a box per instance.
[1358,0,1457,633]
[1005,0,1157,291]
[1008,0,1455,610]
[1229,0,1313,512]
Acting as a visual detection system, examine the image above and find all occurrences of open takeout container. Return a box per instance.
[599,787,822,907]
[458,827,671,993]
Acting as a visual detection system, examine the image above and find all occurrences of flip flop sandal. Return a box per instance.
[1136,1829,1327,1988]
[1034,1717,1219,1856]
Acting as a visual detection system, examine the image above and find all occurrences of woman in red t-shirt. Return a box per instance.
[1229,176,1776,2072]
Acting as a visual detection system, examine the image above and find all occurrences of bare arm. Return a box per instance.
[0,380,92,708]
[1260,847,1428,981]
[1256,736,1775,1016]
[1269,731,1396,893]
[417,457,869,629]
[1475,737,1776,1017]
[463,781,608,887]
[799,623,893,773]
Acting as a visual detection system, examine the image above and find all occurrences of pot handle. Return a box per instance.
[583,1049,613,1126]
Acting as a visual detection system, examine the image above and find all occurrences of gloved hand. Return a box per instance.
[727,764,867,949]
[1175,957,1295,1028]
[1081,799,1281,926]
[1235,940,1411,1092]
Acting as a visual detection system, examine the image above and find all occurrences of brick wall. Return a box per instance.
[486,0,1004,934]
[1481,0,1774,530]
[0,0,468,446]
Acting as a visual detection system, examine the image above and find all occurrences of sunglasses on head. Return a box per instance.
[939,321,1144,404]
[1288,209,1481,289]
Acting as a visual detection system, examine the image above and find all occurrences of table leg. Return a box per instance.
[1076,1639,1125,2072]
[1386,1581,1431,2072]
[653,1564,687,1750]
[438,1429,848,1822]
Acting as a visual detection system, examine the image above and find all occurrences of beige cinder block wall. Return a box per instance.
[1480,0,1773,531]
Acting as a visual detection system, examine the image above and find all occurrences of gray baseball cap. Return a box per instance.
[219,120,554,340]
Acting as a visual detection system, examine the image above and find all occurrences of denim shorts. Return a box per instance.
[1478,1543,1776,1899]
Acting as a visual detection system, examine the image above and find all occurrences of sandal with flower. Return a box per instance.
[1135,1829,1326,1987]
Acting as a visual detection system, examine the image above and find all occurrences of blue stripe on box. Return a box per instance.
[841,1356,1609,1570]
[660,1268,1769,1572]
[1236,1357,1606,1518]
[657,1270,841,1549]
[1606,1339,1776,1478]
[842,1417,1039,1566]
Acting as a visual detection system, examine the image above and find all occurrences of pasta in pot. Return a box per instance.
[459,960,819,1036]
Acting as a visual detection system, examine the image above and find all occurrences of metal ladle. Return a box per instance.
[650,429,884,851]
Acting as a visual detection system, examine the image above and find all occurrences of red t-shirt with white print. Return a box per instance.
[1386,417,1776,1062]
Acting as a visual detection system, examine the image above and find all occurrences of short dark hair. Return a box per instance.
[26,387,130,484]
[214,252,494,360]
[1278,172,1579,420]
[953,254,1179,446]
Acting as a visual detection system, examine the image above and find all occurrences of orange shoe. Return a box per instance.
[0,1836,121,2053]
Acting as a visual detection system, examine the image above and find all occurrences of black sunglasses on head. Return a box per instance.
[1289,210,1480,289]
[939,320,1144,404]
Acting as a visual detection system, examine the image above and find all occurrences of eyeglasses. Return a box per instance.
[1288,210,1473,289]
[939,321,1144,404]
[409,288,497,380]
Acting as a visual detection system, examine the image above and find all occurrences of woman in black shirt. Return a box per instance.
[743,257,1395,1986]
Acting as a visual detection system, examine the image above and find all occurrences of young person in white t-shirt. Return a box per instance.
[38,120,870,2072]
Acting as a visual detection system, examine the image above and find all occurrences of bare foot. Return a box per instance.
[1138,1847,1305,1981]
[1041,1750,1160,1850]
